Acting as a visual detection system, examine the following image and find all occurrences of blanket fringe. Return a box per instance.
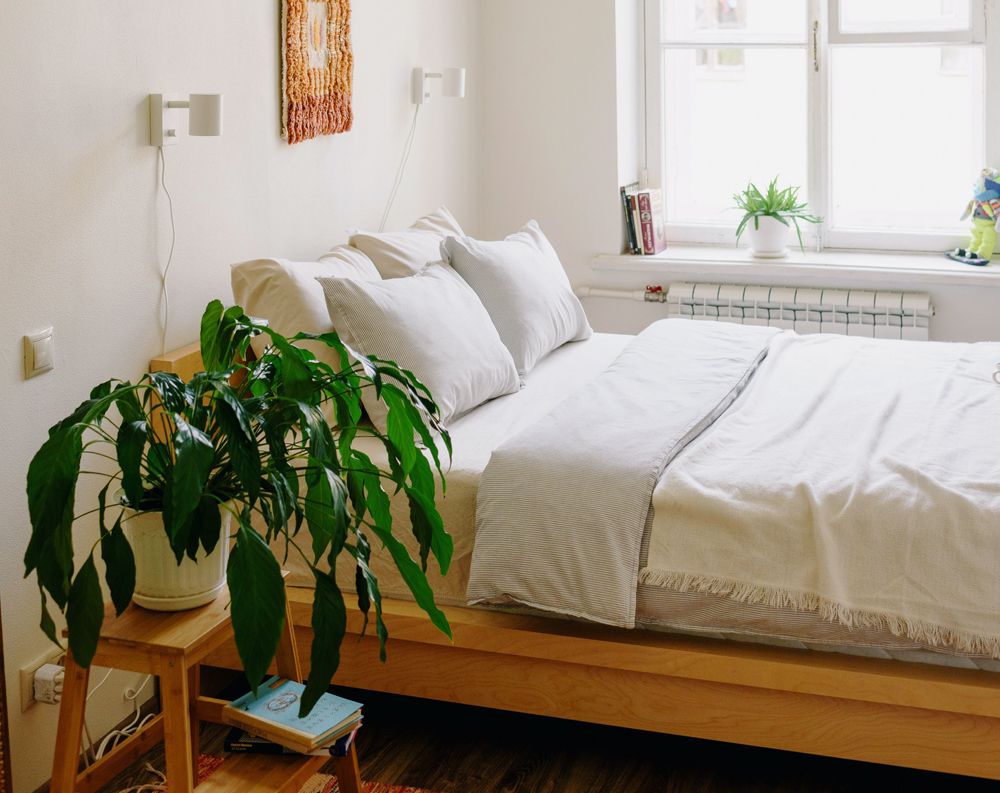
[638,569,1000,659]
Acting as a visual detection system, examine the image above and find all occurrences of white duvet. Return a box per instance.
[643,332,1000,656]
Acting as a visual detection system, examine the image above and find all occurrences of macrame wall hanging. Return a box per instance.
[281,0,354,144]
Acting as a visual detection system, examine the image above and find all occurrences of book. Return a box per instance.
[631,194,643,253]
[637,189,667,254]
[224,723,361,756]
[620,182,640,253]
[222,676,362,751]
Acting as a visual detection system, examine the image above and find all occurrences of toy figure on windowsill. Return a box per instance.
[947,167,1000,266]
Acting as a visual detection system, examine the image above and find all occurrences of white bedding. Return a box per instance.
[643,332,1000,657]
[467,320,777,627]
[277,332,634,601]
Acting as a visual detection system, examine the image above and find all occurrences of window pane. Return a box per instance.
[838,0,970,34]
[663,48,808,225]
[664,0,806,42]
[830,46,984,232]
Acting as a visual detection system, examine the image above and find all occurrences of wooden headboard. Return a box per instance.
[150,342,203,380]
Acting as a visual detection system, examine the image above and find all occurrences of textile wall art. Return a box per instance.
[281,0,354,144]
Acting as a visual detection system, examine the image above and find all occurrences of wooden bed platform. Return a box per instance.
[156,343,1000,781]
[203,590,1000,780]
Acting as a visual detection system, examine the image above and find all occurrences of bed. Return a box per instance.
[185,214,1000,779]
[155,329,1000,781]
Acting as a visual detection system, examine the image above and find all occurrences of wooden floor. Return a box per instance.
[95,675,998,793]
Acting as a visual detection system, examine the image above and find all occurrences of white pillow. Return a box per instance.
[348,207,465,280]
[441,221,593,377]
[230,247,381,366]
[317,263,519,431]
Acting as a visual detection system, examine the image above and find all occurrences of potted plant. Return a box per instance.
[733,177,822,258]
[24,300,452,716]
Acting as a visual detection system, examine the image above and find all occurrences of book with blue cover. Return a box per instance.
[222,676,362,750]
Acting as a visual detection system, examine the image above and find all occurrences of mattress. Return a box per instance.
[276,332,1000,672]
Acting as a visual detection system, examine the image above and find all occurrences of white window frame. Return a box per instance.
[644,0,1000,252]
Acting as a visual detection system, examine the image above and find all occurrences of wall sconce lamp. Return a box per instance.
[411,68,466,104]
[149,93,224,146]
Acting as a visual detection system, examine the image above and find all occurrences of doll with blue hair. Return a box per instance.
[947,167,1000,266]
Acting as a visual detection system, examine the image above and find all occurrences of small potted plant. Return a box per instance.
[733,177,822,258]
[25,300,452,715]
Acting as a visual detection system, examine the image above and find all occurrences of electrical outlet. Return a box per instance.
[20,647,65,712]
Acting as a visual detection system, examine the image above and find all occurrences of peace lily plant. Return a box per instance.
[25,301,452,716]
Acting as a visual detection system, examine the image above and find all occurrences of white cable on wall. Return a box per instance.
[378,104,421,233]
[157,146,177,356]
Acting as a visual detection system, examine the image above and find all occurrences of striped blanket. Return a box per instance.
[466,319,780,627]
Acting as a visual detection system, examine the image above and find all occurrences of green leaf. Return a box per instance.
[190,495,223,560]
[39,589,61,649]
[100,513,135,616]
[66,556,104,668]
[295,401,335,465]
[37,525,73,610]
[354,532,388,660]
[305,461,349,563]
[117,420,147,508]
[383,390,418,474]
[368,523,451,641]
[164,417,214,551]
[266,467,297,536]
[25,428,82,578]
[148,371,188,413]
[299,570,347,717]
[114,384,145,424]
[227,524,286,696]
[199,299,227,372]
[406,482,452,576]
[213,401,261,506]
[265,332,314,402]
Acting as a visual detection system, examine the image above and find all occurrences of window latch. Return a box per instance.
[813,21,819,72]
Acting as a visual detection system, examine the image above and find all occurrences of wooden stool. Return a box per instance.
[49,583,363,793]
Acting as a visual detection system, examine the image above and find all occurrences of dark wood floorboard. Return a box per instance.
[92,674,1000,793]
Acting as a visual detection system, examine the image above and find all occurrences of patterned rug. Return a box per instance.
[300,778,437,793]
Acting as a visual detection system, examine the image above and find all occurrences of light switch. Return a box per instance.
[24,328,54,379]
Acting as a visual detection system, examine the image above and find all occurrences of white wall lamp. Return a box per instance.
[411,68,466,104]
[149,93,224,146]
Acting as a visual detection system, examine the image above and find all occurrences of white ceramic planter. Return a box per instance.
[746,215,790,259]
[125,507,230,611]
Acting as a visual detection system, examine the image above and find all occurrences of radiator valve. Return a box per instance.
[33,663,64,705]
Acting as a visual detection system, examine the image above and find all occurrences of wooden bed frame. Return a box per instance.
[153,344,1000,781]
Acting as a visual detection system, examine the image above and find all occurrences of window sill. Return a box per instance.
[591,245,1000,287]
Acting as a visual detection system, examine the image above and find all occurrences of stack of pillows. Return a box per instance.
[231,208,592,431]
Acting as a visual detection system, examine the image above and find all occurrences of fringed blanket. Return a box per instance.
[467,320,779,627]
[281,0,353,144]
[643,332,1000,657]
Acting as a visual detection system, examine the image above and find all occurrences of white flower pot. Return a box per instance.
[746,215,790,259]
[125,507,231,611]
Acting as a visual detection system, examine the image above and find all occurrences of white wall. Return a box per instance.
[0,2,479,790]
[480,0,1000,343]
[478,0,623,278]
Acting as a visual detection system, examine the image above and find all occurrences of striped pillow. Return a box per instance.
[441,221,592,378]
[317,263,520,431]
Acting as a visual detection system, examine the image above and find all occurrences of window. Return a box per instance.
[646,0,998,251]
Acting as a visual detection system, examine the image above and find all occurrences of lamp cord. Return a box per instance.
[378,104,421,232]
[157,146,176,356]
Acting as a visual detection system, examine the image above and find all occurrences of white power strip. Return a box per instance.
[33,663,64,705]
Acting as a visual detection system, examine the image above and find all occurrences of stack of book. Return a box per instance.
[222,676,362,757]
[620,183,666,255]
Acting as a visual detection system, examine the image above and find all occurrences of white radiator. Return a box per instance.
[576,283,935,341]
